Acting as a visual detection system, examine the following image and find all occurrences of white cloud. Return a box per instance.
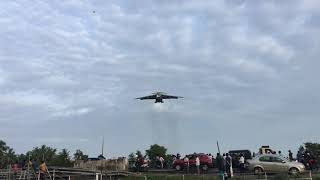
[35,137,89,143]
[0,91,69,111]
[53,107,92,117]
[228,58,277,78]
[256,36,294,61]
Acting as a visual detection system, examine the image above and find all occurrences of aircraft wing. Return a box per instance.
[136,94,157,100]
[162,94,183,99]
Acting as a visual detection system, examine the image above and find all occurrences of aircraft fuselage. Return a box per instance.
[155,97,164,103]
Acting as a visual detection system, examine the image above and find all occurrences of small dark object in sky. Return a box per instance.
[136,92,183,103]
[93,11,95,13]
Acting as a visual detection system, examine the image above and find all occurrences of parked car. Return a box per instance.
[173,153,214,172]
[247,154,305,175]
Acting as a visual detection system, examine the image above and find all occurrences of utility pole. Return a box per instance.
[217,141,221,154]
[102,136,104,158]
[101,136,104,180]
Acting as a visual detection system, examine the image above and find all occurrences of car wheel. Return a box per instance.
[289,167,299,175]
[175,165,182,171]
[201,164,209,171]
[254,167,263,175]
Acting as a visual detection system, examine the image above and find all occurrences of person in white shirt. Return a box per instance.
[184,156,190,173]
[225,153,233,178]
[159,156,164,169]
[239,154,245,173]
[208,154,212,163]
[196,156,200,175]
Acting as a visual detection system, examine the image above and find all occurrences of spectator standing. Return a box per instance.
[225,153,233,178]
[208,153,212,163]
[184,156,190,173]
[196,156,200,175]
[239,154,245,173]
[159,156,164,169]
[288,150,293,161]
[30,159,39,173]
[12,163,19,180]
[215,153,225,179]
[39,161,47,180]
[176,153,181,160]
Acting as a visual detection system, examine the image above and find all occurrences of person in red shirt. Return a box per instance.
[12,163,20,179]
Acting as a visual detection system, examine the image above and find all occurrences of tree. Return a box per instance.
[0,140,17,168]
[304,142,320,162]
[297,142,320,167]
[128,152,136,166]
[6,148,17,163]
[27,145,57,165]
[145,144,167,168]
[136,150,143,158]
[52,149,72,167]
[73,149,88,161]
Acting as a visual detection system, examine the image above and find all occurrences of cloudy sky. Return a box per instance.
[0,0,320,158]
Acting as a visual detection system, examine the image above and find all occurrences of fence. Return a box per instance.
[0,167,317,180]
[120,171,316,180]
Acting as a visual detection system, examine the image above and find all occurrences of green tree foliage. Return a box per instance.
[136,150,143,158]
[128,152,136,167]
[0,140,81,168]
[145,144,167,168]
[304,142,320,162]
[52,149,72,167]
[0,140,17,168]
[27,145,57,165]
[73,149,88,161]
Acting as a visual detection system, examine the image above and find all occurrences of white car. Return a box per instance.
[247,154,305,175]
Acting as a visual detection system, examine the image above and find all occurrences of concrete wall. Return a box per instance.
[74,157,128,171]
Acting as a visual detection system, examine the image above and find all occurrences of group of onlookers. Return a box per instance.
[8,159,48,180]
[297,151,318,171]
[215,153,245,179]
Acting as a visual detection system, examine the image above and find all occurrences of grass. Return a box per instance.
[120,174,265,180]
[120,172,320,180]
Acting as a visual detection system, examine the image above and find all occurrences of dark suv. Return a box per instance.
[228,149,252,168]
[173,153,214,171]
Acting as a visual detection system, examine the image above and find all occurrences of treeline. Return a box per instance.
[0,140,88,169]
[1,139,320,169]
[128,144,176,169]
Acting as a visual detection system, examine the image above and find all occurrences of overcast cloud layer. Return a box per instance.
[0,0,320,157]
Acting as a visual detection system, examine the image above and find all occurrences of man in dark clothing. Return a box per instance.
[215,153,225,179]
[176,153,181,160]
[288,150,293,161]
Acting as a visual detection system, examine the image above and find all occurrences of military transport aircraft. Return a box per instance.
[136,92,183,103]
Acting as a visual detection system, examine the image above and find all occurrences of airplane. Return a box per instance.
[136,92,183,103]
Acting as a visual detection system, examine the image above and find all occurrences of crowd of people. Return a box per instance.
[298,151,318,171]
[131,147,318,178]
[215,153,239,179]
[9,159,48,180]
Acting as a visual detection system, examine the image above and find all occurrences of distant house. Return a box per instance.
[74,156,128,171]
